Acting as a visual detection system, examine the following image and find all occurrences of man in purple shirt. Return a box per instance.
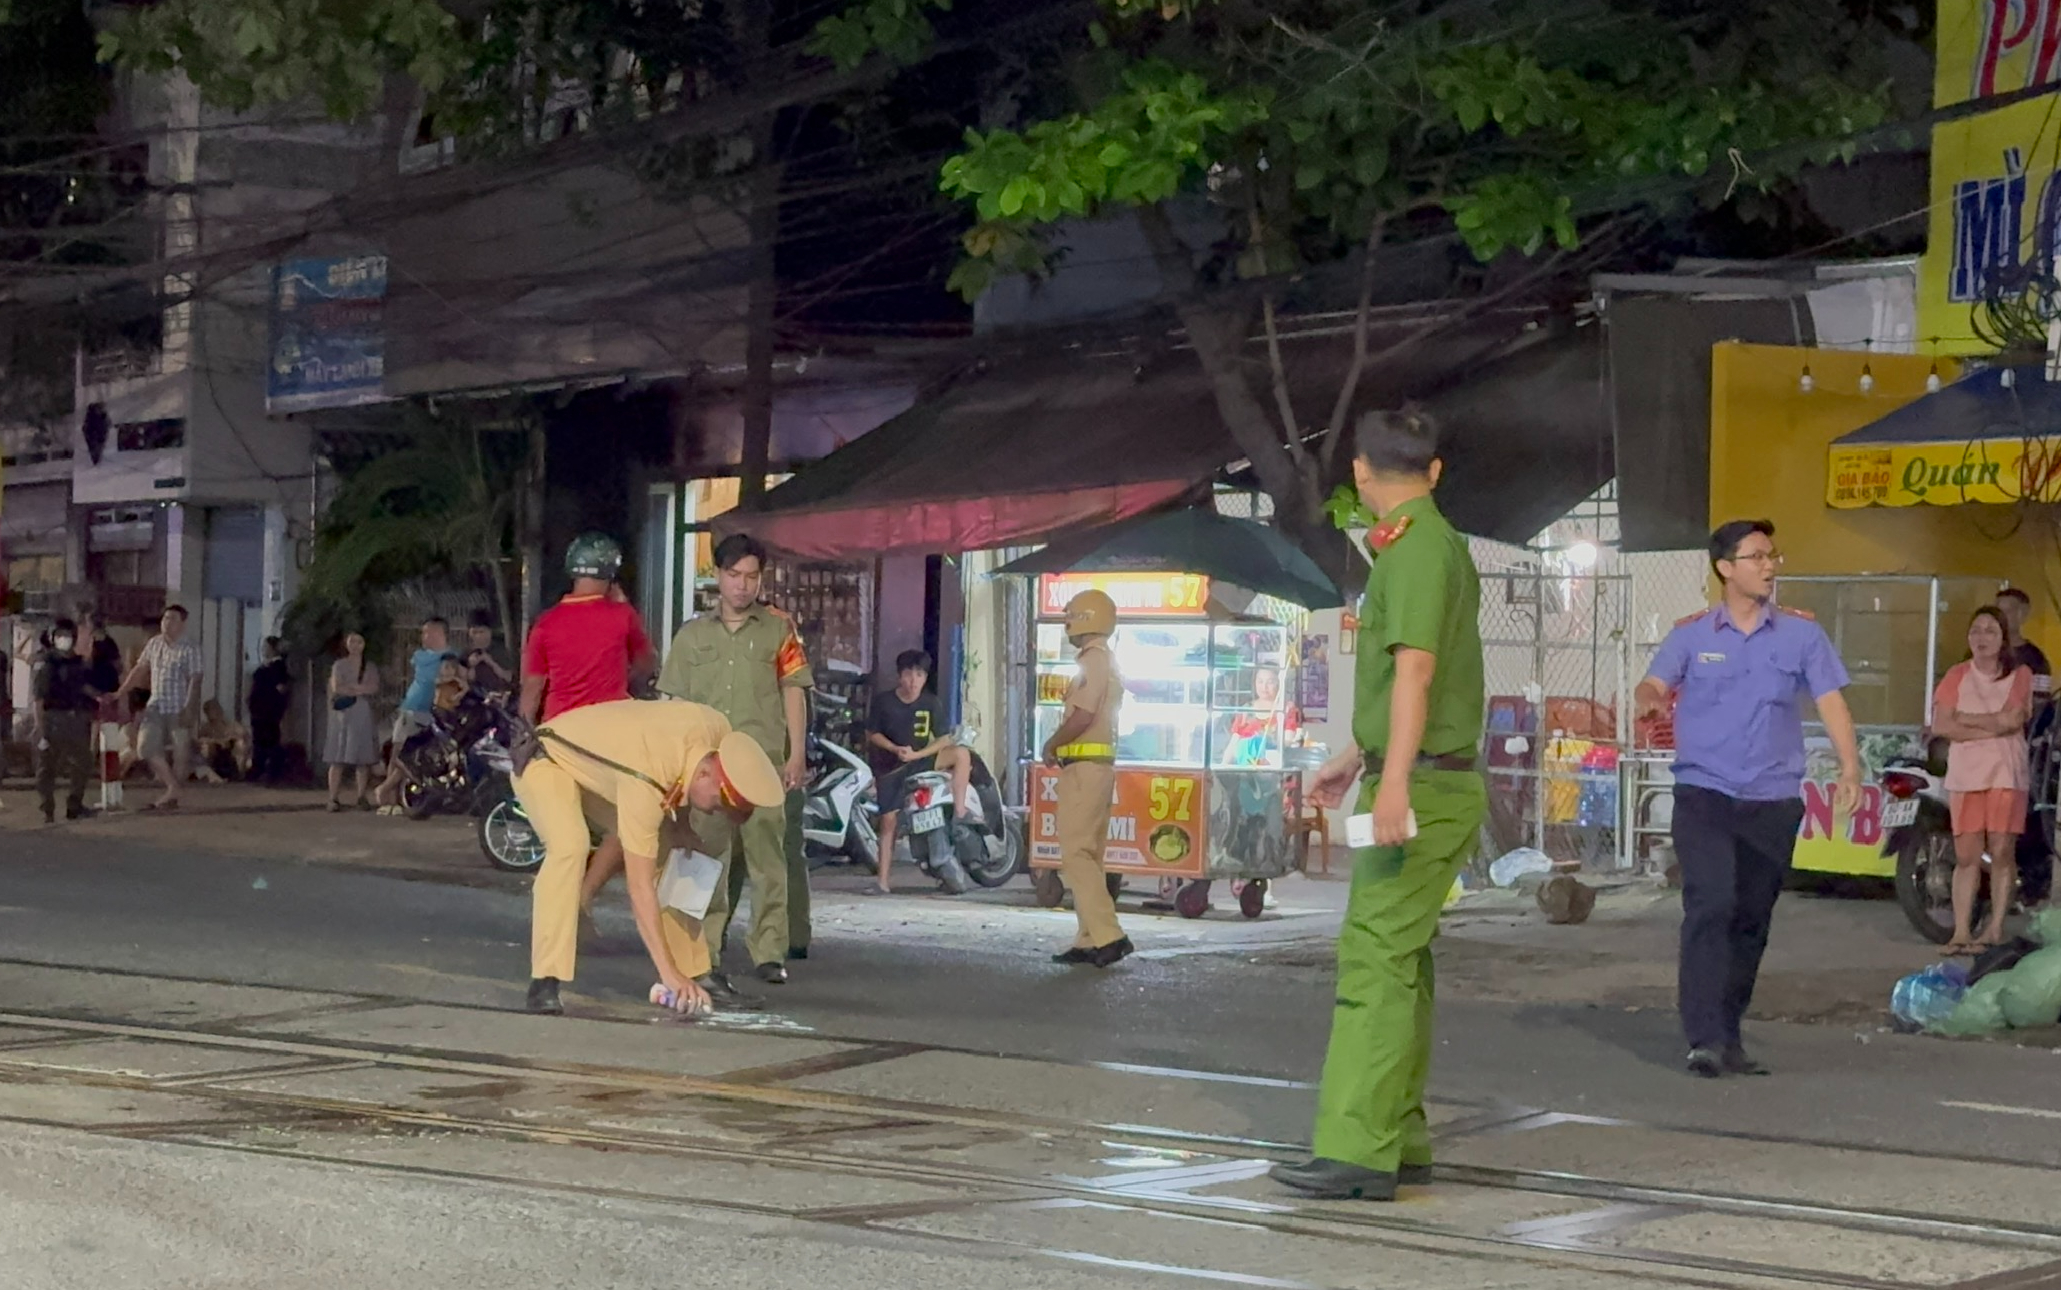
[1635,519,1862,1080]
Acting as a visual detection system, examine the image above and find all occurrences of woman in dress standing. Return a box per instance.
[324,633,382,811]
[1932,606,2036,954]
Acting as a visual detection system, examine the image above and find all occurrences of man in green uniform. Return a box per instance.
[1272,407,1486,1203]
[658,533,813,991]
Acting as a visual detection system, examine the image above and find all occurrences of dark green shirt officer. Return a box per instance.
[1351,494,1485,761]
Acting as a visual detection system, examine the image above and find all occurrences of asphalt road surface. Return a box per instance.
[6,832,2061,1289]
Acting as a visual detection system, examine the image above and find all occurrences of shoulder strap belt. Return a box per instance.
[537,726,673,798]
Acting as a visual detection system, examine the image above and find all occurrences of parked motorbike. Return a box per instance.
[397,688,521,823]
[888,727,1022,895]
[1886,755,1962,944]
[801,735,880,872]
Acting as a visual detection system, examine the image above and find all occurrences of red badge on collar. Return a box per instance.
[1368,513,1413,552]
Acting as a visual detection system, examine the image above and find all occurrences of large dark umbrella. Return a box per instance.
[995,508,1348,609]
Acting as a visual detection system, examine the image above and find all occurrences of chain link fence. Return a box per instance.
[1469,484,1710,875]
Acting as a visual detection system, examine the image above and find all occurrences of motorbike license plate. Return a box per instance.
[1882,798,1919,828]
[909,807,946,833]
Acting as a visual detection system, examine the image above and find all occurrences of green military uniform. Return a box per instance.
[1311,493,1487,1175]
[658,604,814,969]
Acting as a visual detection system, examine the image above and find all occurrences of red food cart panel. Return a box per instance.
[1029,766,1209,878]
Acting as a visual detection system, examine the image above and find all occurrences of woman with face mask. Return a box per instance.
[31,619,98,825]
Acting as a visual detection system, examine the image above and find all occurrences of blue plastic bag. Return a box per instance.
[1891,962,1969,1031]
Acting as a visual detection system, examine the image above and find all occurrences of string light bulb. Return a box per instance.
[1799,364,1815,394]
[2003,368,2018,389]
[1858,363,1875,394]
[1926,363,1943,393]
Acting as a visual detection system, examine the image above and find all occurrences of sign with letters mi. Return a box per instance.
[1919,1,2061,352]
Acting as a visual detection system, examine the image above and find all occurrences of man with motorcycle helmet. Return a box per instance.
[520,533,654,726]
[1040,587,1133,967]
[519,697,786,1018]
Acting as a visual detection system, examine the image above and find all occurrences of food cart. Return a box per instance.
[1021,571,1306,919]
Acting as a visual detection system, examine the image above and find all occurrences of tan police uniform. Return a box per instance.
[657,605,814,969]
[1056,636,1126,950]
[517,699,782,986]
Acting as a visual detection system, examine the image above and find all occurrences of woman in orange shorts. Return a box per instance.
[1931,606,2035,954]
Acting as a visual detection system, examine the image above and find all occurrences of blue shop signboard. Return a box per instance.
[267,255,387,413]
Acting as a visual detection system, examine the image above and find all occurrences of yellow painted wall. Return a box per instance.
[1709,344,2055,616]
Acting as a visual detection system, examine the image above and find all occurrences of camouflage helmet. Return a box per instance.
[1062,588,1117,640]
[565,531,624,582]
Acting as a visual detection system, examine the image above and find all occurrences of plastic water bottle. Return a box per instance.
[1890,963,1968,1032]
[650,982,710,1019]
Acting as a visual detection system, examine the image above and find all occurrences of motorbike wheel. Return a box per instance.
[915,830,971,894]
[1031,868,1066,908]
[847,809,882,875]
[961,818,1023,889]
[1174,880,1211,920]
[401,778,439,821]
[479,795,546,873]
[1238,880,1268,920]
[1895,816,1974,945]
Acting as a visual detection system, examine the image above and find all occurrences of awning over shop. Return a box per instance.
[713,357,1243,560]
[1827,367,2061,509]
[722,312,1614,560]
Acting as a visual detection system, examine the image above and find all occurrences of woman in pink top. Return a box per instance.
[1931,606,2036,954]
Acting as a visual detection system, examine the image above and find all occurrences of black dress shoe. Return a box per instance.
[1270,1157,1398,1201]
[696,972,765,1011]
[1051,946,1096,965]
[787,946,810,961]
[1685,1047,1723,1079]
[1722,1046,1770,1076]
[525,978,563,1015]
[66,804,94,821]
[1089,936,1135,968]
[754,961,788,985]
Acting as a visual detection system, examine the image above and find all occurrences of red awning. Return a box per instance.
[718,355,1246,559]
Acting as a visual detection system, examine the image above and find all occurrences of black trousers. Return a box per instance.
[251,717,285,782]
[1672,785,1805,1052]
[36,711,94,813]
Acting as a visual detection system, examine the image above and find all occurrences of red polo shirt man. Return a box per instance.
[520,533,654,725]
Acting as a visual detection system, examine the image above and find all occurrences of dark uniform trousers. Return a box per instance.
[37,711,95,814]
[1672,784,1805,1052]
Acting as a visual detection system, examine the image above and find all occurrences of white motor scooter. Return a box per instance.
[801,736,880,872]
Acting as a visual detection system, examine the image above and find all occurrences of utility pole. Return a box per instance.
[736,4,780,508]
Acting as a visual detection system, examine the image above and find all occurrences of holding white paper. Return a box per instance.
[657,849,724,920]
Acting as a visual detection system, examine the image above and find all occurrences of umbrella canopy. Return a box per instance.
[995,509,1349,609]
[1827,367,2061,509]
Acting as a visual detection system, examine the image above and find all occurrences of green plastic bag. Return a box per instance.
[1933,908,2061,1036]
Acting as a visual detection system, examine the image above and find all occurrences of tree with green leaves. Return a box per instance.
[921,0,1918,580]
[283,404,528,659]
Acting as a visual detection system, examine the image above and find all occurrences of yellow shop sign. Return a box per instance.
[1917,1,2061,351]
[1827,439,2061,508]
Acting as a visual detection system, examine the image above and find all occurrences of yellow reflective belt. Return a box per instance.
[1055,742,1116,760]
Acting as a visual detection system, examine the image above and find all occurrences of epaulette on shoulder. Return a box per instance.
[763,601,795,622]
[1777,605,1816,621]
[1673,609,1708,627]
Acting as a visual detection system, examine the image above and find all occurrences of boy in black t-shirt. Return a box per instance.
[867,649,970,894]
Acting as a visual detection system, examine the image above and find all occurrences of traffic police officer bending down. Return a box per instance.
[1040,589,1134,968]
[1273,408,1485,1204]
[1635,519,1861,1080]
[519,698,785,1018]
